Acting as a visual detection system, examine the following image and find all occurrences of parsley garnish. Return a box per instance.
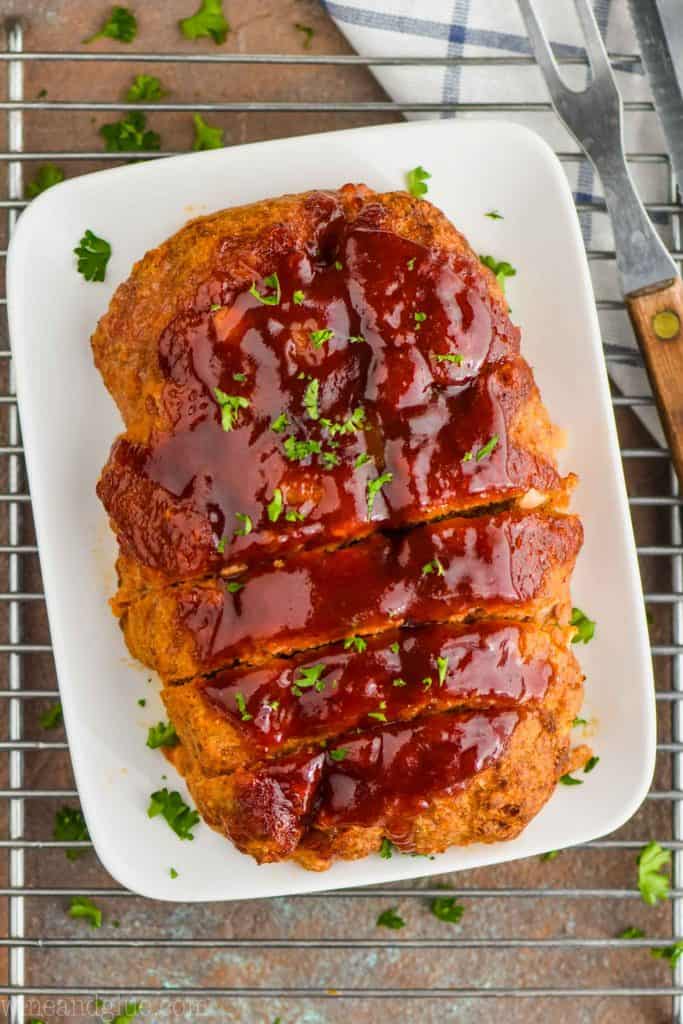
[462,435,499,463]
[348,334,366,344]
[380,838,394,859]
[293,290,305,305]
[407,257,416,270]
[100,111,160,153]
[321,407,366,437]
[68,895,102,929]
[436,656,449,686]
[213,388,249,431]
[170,867,179,879]
[571,607,596,644]
[414,311,427,329]
[234,512,253,536]
[226,580,244,593]
[329,748,348,762]
[127,74,165,102]
[422,558,444,577]
[111,1003,142,1024]
[26,163,64,199]
[180,0,230,44]
[637,841,671,905]
[377,907,405,930]
[485,209,504,220]
[39,701,63,729]
[406,165,431,198]
[147,788,200,841]
[422,677,433,689]
[540,849,560,861]
[146,721,179,749]
[272,412,288,433]
[392,678,407,687]
[83,6,138,44]
[193,113,224,151]
[74,230,111,282]
[54,807,90,860]
[268,488,284,523]
[367,471,393,515]
[292,663,327,696]
[479,254,517,292]
[619,926,644,939]
[303,378,320,420]
[283,436,322,462]
[651,942,683,969]
[295,22,315,48]
[234,691,252,721]
[430,896,464,924]
[249,273,281,306]
[559,773,582,786]
[572,716,588,727]
[216,536,226,554]
[137,698,146,707]
[285,507,306,522]
[368,701,387,722]
[233,372,246,382]
[310,328,334,349]
[584,755,600,773]
[433,352,463,365]
[354,453,373,470]
[389,642,400,654]
[344,635,367,653]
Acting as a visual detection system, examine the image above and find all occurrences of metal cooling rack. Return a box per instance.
[2,15,683,1024]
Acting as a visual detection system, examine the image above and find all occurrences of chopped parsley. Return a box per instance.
[348,334,366,344]
[584,755,600,773]
[485,209,504,220]
[571,607,596,644]
[368,701,387,722]
[83,6,138,44]
[234,512,253,536]
[619,926,645,939]
[436,656,449,686]
[430,895,464,924]
[413,311,427,329]
[392,678,407,687]
[285,507,306,522]
[559,773,582,786]
[637,841,671,905]
[234,691,252,722]
[380,838,394,859]
[226,580,244,593]
[407,257,416,270]
[100,111,160,153]
[389,642,400,654]
[367,471,393,515]
[54,806,90,860]
[192,113,224,151]
[433,352,463,365]
[303,378,320,420]
[329,747,348,762]
[26,163,64,199]
[651,942,683,969]
[213,388,249,431]
[216,536,226,554]
[137,698,146,707]
[127,74,166,102]
[310,328,334,349]
[170,867,179,879]
[74,230,111,282]
[344,635,367,653]
[249,272,281,306]
[462,435,499,463]
[422,558,444,577]
[321,406,366,437]
[68,895,102,929]
[293,290,305,305]
[180,0,230,44]
[479,254,517,292]
[354,453,373,470]
[406,165,431,198]
[292,664,327,696]
[295,22,315,49]
[233,372,246,382]
[283,436,322,462]
[377,907,405,930]
[271,412,289,433]
[540,849,560,861]
[148,788,200,840]
[146,721,179,749]
[572,716,588,727]
[422,677,433,690]
[210,303,223,312]
[268,488,284,523]
[39,701,63,729]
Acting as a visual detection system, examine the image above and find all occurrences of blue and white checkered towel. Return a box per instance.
[326,0,671,442]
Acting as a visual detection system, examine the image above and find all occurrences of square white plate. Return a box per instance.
[6,119,655,901]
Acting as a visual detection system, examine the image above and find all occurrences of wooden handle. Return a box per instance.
[626,276,683,482]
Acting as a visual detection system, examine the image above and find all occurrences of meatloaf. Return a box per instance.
[92,184,585,870]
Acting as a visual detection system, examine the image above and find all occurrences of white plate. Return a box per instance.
[6,119,655,901]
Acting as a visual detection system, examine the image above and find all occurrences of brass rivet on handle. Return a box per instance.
[652,309,681,340]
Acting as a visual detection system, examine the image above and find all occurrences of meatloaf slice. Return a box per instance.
[121,507,583,682]
[163,621,582,775]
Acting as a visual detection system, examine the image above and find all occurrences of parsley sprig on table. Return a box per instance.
[54,806,90,860]
[193,113,224,150]
[68,895,102,929]
[295,23,315,49]
[637,841,671,905]
[39,701,63,729]
[651,941,683,969]
[127,74,166,102]
[406,165,431,198]
[83,6,138,44]
[430,895,464,924]
[26,163,64,199]
[74,230,112,282]
[148,788,200,840]
[100,111,161,153]
[180,0,230,44]
[146,721,179,749]
[377,907,405,930]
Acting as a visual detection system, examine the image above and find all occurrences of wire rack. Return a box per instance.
[2,11,683,1024]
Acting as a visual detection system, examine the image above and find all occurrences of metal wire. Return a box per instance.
[2,18,682,1023]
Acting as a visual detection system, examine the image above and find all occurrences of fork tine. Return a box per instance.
[572,0,614,79]
[516,0,570,104]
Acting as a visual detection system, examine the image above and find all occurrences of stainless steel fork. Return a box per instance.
[518,0,683,483]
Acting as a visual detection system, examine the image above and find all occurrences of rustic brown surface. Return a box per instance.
[0,2,678,1023]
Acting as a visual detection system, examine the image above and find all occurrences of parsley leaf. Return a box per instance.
[329,747,348,762]
[68,895,102,929]
[250,273,281,306]
[479,254,517,292]
[147,787,200,840]
[54,806,90,860]
[272,412,289,433]
[619,926,645,939]
[74,230,111,282]
[540,849,560,861]
[571,607,596,644]
[433,352,463,365]
[283,436,322,462]
[193,113,224,151]
[39,701,63,729]
[310,328,334,349]
[422,558,444,577]
[559,773,582,786]
[573,716,588,727]
[377,907,405,930]
[293,289,305,305]
[170,867,179,879]
[321,407,366,437]
[234,691,252,721]
[227,580,244,593]
[303,378,320,420]
[462,435,499,464]
[26,163,64,199]
[344,635,367,653]
[436,656,449,686]
[292,664,327,696]
[268,488,284,523]
[406,165,431,198]
[285,506,307,522]
[295,22,315,48]
[380,838,394,859]
[127,74,165,102]
[485,209,504,220]
[213,388,249,431]
[393,678,407,687]
[354,453,373,470]
[414,311,427,328]
[137,698,146,707]
[234,512,253,536]
[430,896,464,924]
[584,755,600,773]
[179,0,230,44]
[389,641,400,654]
[146,721,179,749]
[367,471,393,516]
[100,111,161,153]
[652,941,683,969]
[111,1002,142,1024]
[216,536,226,554]
[637,841,671,905]
[83,6,138,44]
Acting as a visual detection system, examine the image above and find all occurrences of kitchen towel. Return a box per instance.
[324,0,674,443]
